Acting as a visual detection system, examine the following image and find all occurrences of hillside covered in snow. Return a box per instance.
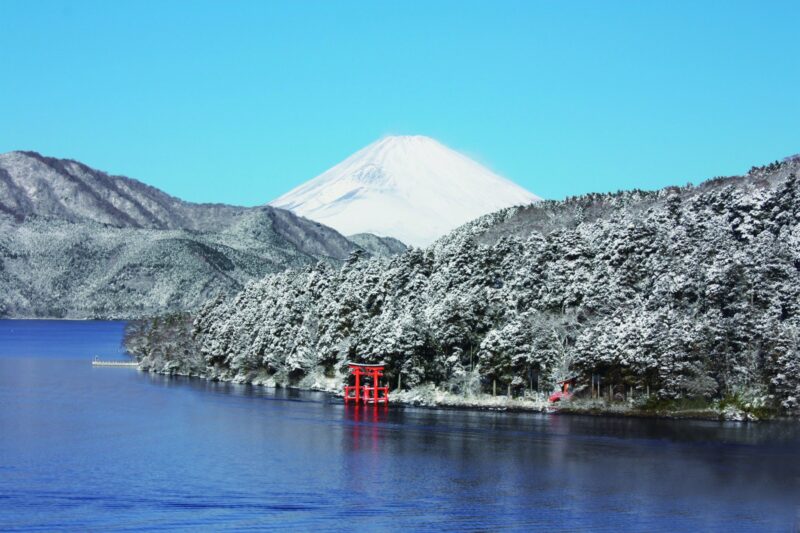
[270,135,540,246]
[0,151,404,318]
[128,156,800,416]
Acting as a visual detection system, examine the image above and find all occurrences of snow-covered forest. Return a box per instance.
[127,158,800,415]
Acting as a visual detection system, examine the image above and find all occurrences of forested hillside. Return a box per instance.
[127,157,800,414]
[0,151,405,318]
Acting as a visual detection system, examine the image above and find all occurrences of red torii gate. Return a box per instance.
[344,362,389,405]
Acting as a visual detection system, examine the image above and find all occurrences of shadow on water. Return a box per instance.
[140,371,331,404]
[142,369,800,448]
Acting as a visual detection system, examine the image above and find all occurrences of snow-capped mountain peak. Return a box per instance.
[270,135,540,246]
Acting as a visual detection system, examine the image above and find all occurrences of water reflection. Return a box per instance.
[1,320,799,531]
[343,403,389,452]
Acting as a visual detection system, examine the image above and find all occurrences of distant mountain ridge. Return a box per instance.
[0,150,242,231]
[346,233,408,257]
[0,151,405,318]
[270,135,540,246]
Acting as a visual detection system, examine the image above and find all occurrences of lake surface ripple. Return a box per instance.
[1,320,799,531]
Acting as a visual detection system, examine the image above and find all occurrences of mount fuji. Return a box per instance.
[270,135,540,247]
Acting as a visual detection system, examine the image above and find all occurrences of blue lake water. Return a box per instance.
[1,319,799,531]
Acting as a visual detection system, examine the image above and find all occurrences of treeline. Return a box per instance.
[126,159,800,414]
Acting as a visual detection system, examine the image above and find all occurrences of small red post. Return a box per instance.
[345,365,364,403]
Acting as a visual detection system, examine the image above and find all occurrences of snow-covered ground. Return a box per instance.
[389,384,551,412]
[270,135,540,246]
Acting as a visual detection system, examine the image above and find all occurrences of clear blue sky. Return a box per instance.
[1,0,798,204]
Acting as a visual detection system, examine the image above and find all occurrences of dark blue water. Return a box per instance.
[1,320,799,531]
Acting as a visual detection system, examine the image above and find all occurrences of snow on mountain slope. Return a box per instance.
[270,135,540,246]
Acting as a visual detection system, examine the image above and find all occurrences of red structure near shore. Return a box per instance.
[549,377,575,403]
[344,363,389,404]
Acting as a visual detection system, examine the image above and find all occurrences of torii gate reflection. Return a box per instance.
[345,401,390,453]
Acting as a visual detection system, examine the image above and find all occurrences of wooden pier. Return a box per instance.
[92,357,138,367]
